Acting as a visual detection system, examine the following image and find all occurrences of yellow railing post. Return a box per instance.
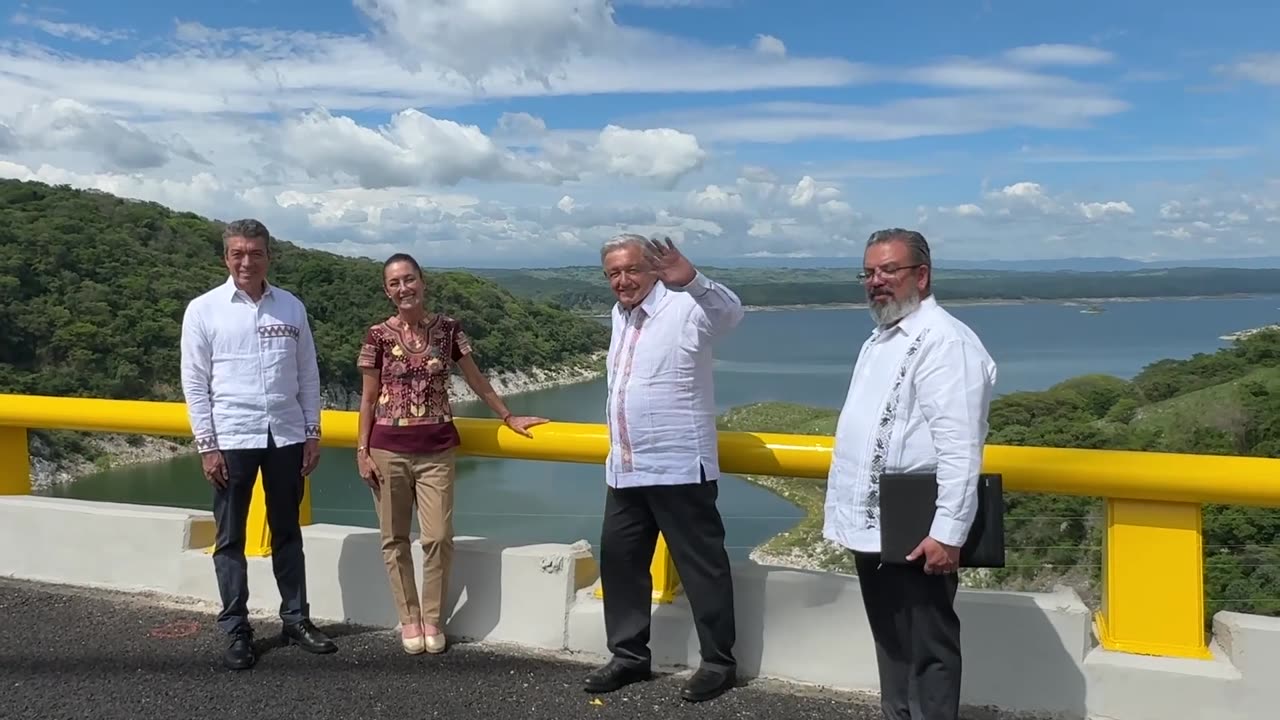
[594,532,683,604]
[207,472,312,557]
[244,471,273,557]
[649,533,681,603]
[299,473,313,526]
[0,426,30,495]
[1095,498,1211,659]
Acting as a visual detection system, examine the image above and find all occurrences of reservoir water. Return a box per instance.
[49,296,1280,560]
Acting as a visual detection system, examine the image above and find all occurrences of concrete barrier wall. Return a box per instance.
[1,496,1276,720]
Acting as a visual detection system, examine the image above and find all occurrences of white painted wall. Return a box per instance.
[1,496,1276,720]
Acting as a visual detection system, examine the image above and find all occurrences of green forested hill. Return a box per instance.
[0,179,610,403]
[718,328,1280,624]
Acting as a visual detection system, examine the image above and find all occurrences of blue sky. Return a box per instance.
[1,0,1278,267]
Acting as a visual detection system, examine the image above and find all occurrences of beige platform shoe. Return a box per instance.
[424,632,446,654]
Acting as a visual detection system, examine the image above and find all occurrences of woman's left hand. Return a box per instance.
[503,414,550,437]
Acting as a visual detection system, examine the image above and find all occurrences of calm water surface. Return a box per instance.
[51,296,1280,559]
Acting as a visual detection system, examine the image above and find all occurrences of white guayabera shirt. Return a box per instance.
[823,294,998,554]
[180,276,322,453]
[605,271,744,489]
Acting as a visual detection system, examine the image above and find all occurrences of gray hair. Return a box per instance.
[600,232,650,263]
[866,228,931,267]
[222,218,272,253]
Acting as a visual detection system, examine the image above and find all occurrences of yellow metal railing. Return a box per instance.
[4,393,1280,660]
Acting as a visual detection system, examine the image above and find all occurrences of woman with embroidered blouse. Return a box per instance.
[355,253,548,655]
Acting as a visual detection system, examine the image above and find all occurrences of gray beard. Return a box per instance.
[868,290,921,327]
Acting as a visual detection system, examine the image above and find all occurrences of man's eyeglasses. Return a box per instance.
[855,263,925,282]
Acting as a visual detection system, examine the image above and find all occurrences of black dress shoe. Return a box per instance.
[223,631,256,671]
[281,620,338,654]
[681,667,736,702]
[584,659,651,693]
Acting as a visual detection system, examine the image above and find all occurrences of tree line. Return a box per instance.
[0,180,610,460]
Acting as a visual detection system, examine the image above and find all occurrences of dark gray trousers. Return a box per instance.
[212,432,310,636]
[853,551,962,720]
[598,469,736,674]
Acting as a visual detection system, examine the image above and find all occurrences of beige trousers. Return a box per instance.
[368,447,456,628]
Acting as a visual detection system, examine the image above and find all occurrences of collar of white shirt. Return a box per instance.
[620,280,669,321]
[222,275,276,303]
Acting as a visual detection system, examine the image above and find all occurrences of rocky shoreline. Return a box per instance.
[317,351,606,410]
[28,352,607,492]
[1220,324,1280,341]
[452,353,605,404]
[29,433,192,493]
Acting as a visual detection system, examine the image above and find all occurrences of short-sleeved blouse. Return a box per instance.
[356,314,472,454]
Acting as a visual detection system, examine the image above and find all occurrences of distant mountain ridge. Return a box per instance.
[456,255,1280,273]
[464,264,1280,314]
[933,256,1280,272]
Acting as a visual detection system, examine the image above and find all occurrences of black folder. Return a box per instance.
[878,472,1005,568]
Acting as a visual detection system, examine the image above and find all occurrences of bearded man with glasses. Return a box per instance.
[823,228,998,720]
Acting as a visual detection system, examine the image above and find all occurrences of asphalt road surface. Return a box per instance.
[0,578,911,720]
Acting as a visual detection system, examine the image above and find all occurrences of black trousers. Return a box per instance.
[853,551,962,720]
[212,432,310,636]
[598,472,736,674]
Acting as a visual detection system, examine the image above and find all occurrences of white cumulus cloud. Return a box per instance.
[0,5,1275,266]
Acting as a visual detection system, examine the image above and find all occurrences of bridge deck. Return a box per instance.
[0,578,891,720]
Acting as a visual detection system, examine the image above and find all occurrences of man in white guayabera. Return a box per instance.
[824,228,997,720]
[180,218,337,671]
[586,233,744,703]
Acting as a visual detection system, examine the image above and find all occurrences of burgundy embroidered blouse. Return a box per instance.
[356,315,472,454]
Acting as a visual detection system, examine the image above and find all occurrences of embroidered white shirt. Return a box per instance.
[604,271,744,488]
[180,276,322,452]
[823,294,997,553]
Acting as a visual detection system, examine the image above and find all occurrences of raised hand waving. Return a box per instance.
[642,236,697,288]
